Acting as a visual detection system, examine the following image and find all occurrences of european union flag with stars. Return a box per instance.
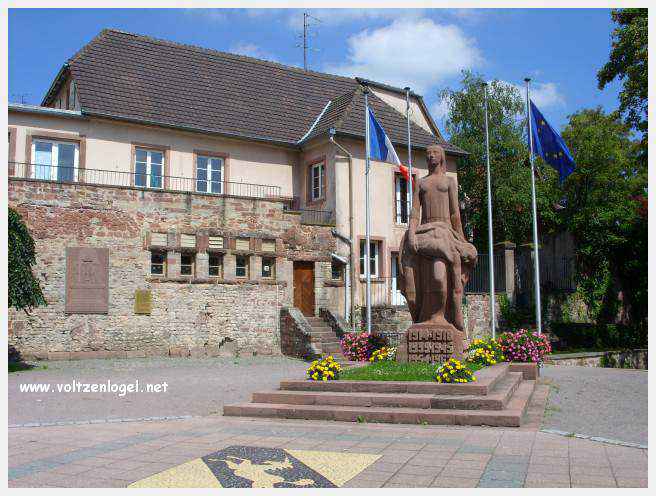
[530,100,576,182]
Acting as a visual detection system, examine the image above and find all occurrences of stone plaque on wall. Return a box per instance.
[397,324,464,363]
[134,289,152,315]
[65,247,109,314]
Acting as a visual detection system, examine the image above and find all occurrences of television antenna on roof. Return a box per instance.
[296,12,321,71]
[11,93,31,104]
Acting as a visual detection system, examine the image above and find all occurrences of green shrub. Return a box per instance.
[550,322,647,350]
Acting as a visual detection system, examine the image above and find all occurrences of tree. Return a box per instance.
[597,8,648,161]
[561,107,646,327]
[9,207,46,312]
[440,71,562,248]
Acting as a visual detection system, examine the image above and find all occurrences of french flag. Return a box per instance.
[367,108,414,186]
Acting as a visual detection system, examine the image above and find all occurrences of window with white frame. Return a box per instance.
[208,254,223,277]
[134,148,164,189]
[196,155,224,194]
[180,253,195,276]
[31,139,79,182]
[395,174,410,224]
[310,162,324,201]
[359,239,381,278]
[150,250,166,276]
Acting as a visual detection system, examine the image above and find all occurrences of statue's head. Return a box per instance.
[426,144,446,175]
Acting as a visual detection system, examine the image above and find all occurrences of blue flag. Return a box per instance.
[530,100,576,182]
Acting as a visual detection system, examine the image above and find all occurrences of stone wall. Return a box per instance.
[279,307,320,360]
[357,293,502,347]
[9,179,336,359]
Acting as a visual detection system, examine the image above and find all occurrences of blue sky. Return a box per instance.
[8,8,622,135]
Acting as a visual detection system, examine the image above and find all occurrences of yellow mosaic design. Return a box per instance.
[129,447,380,488]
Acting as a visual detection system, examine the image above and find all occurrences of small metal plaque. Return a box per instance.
[134,289,152,315]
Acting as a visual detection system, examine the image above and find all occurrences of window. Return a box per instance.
[151,251,166,275]
[261,257,275,279]
[134,148,164,189]
[331,261,344,281]
[31,139,79,182]
[236,255,249,278]
[310,162,325,201]
[180,253,195,276]
[196,155,224,194]
[359,240,380,278]
[395,174,410,224]
[209,254,223,277]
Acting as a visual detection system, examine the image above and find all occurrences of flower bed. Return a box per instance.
[307,355,341,381]
[436,358,477,383]
[466,337,505,366]
[498,329,551,364]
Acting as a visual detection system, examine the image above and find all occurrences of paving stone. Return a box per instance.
[431,476,479,487]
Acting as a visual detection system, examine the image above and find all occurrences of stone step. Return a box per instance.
[224,380,536,427]
[252,390,435,409]
[279,363,509,396]
[319,342,342,353]
[429,372,523,410]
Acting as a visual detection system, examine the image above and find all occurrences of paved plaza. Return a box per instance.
[8,358,649,488]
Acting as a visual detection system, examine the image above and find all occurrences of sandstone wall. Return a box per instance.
[9,179,337,359]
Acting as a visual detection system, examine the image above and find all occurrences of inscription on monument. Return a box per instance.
[406,327,456,363]
[65,247,109,314]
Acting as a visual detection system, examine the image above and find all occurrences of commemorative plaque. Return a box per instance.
[65,247,109,314]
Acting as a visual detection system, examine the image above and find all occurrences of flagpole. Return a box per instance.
[364,88,372,335]
[483,82,496,339]
[524,78,543,335]
[404,87,413,213]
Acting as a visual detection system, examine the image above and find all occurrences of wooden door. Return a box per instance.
[293,261,315,316]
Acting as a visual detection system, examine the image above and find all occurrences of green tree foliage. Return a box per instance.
[9,207,46,312]
[440,71,561,248]
[597,8,648,161]
[561,108,646,327]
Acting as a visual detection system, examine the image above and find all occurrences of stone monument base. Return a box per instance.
[396,322,465,363]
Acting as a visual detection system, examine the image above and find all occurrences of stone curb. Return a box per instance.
[9,414,197,428]
[540,428,647,450]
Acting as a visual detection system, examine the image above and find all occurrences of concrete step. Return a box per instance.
[319,342,342,353]
[309,332,336,341]
[253,390,435,409]
[430,372,523,410]
[280,363,510,396]
[224,381,535,427]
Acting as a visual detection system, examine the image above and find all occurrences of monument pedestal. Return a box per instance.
[396,322,465,363]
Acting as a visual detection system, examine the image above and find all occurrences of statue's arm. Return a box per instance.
[407,180,421,251]
[449,177,466,240]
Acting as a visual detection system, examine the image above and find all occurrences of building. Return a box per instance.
[8,29,467,360]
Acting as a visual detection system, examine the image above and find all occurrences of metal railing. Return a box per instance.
[9,162,282,200]
[299,209,335,226]
[464,251,507,293]
[358,277,407,307]
[517,252,575,293]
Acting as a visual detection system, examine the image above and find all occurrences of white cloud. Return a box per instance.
[430,96,451,121]
[528,82,566,108]
[324,18,482,95]
[498,80,565,109]
[229,42,278,62]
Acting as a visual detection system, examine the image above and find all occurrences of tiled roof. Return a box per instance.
[44,29,465,154]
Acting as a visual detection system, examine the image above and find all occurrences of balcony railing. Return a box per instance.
[359,277,408,307]
[9,162,282,200]
[299,209,335,226]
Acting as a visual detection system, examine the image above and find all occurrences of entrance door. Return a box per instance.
[293,261,315,317]
[391,254,407,306]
